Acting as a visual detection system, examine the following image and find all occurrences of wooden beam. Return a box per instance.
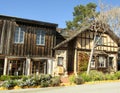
[0,20,6,53]
[6,21,12,55]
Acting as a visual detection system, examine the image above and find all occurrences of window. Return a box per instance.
[98,56,106,67]
[58,57,63,66]
[109,57,113,67]
[91,57,95,68]
[95,35,103,45]
[36,30,45,45]
[14,27,25,43]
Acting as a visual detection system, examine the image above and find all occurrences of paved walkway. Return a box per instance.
[0,82,120,93]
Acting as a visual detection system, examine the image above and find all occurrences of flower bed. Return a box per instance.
[0,74,61,90]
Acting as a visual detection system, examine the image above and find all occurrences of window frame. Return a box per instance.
[57,57,64,66]
[98,56,106,68]
[14,26,25,44]
[95,35,103,45]
[36,30,45,45]
[91,58,95,68]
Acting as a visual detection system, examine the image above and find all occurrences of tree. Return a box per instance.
[87,1,120,74]
[66,2,98,30]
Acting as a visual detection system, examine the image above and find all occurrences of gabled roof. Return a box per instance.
[0,15,58,27]
[53,25,90,49]
[54,23,119,50]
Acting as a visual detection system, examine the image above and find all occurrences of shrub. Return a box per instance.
[0,75,10,81]
[69,74,76,84]
[80,72,92,82]
[10,76,23,80]
[39,74,52,87]
[74,76,84,85]
[40,81,49,87]
[2,80,17,89]
[89,70,105,81]
[105,74,117,80]
[51,76,61,86]
[17,80,26,88]
[115,71,120,79]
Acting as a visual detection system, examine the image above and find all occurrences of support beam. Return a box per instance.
[47,59,52,74]
[26,58,31,75]
[3,57,8,75]
[74,49,77,76]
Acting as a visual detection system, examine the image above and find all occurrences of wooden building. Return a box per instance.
[0,15,64,76]
[54,24,119,76]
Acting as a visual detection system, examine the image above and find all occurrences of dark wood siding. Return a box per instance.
[0,18,58,58]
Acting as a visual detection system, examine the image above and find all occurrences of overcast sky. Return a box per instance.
[0,0,120,28]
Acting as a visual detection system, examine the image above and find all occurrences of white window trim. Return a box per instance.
[14,27,25,44]
[36,30,45,45]
[57,57,63,66]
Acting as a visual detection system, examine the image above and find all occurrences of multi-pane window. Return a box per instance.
[98,56,106,67]
[36,30,45,45]
[58,57,63,66]
[95,35,103,45]
[14,27,25,43]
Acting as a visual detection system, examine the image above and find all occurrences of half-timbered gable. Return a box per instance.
[54,25,119,76]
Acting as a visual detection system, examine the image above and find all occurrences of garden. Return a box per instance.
[0,74,61,90]
[0,70,120,90]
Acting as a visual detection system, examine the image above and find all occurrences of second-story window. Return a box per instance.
[95,35,103,45]
[36,30,45,45]
[14,27,25,43]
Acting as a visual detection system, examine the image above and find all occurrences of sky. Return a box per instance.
[0,0,120,28]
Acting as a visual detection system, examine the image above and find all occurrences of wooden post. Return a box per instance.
[47,59,52,74]
[0,20,6,53]
[74,49,77,76]
[3,57,8,75]
[6,21,12,55]
[26,57,31,75]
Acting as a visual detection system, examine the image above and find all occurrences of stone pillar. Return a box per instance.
[3,57,8,75]
[26,58,31,76]
[74,49,77,76]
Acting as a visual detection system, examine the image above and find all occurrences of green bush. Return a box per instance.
[1,80,17,88]
[0,75,10,81]
[80,72,92,82]
[115,71,120,79]
[74,76,84,85]
[105,74,117,80]
[51,76,61,86]
[69,74,76,84]
[40,81,49,87]
[10,76,23,80]
[89,70,105,81]
[39,74,52,87]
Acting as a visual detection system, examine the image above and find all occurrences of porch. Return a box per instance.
[0,56,54,76]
